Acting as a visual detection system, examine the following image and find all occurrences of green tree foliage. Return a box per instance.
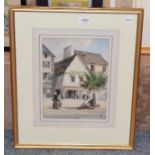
[81,72,107,107]
[82,72,107,91]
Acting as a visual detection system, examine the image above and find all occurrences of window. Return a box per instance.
[43,73,48,80]
[70,75,75,82]
[43,61,50,68]
[103,66,106,72]
[43,73,52,80]
[44,53,48,58]
[79,76,83,81]
[90,64,95,72]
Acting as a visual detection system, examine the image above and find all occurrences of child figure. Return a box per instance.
[81,92,90,108]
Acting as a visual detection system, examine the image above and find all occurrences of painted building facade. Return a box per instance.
[42,44,55,100]
[54,46,108,99]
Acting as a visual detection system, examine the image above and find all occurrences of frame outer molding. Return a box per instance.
[129,8,144,149]
[9,8,19,147]
[10,7,144,150]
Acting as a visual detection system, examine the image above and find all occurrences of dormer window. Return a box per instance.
[90,64,95,72]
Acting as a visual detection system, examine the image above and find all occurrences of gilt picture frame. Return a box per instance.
[10,7,143,149]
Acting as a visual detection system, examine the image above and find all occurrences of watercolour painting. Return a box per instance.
[41,38,109,120]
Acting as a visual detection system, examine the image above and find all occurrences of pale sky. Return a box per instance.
[42,38,110,62]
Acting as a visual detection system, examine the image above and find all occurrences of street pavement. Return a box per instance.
[43,99,107,119]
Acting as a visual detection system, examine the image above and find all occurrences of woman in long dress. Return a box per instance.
[56,89,62,109]
[52,90,58,109]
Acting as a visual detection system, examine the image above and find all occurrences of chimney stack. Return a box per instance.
[63,45,73,59]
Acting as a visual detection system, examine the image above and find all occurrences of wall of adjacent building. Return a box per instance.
[42,54,54,73]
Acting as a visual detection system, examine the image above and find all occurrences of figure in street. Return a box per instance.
[52,89,62,109]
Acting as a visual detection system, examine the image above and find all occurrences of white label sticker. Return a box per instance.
[124,16,133,23]
[79,17,91,24]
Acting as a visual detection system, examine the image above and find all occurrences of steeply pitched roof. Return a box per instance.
[54,50,108,75]
[54,54,76,75]
[42,44,55,57]
[74,50,108,66]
